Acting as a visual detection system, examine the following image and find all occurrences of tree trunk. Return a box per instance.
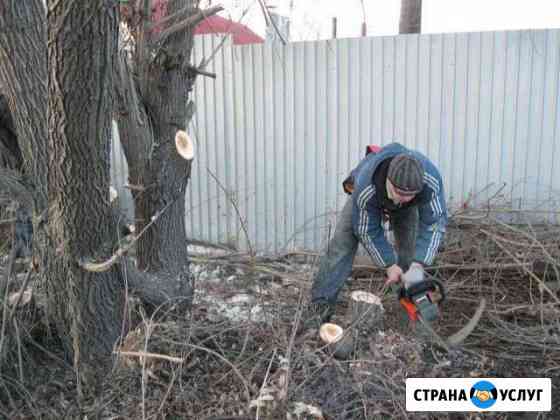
[0,0,219,395]
[0,1,49,383]
[46,0,125,394]
[0,1,124,396]
[399,0,422,34]
[0,1,47,211]
[114,0,218,306]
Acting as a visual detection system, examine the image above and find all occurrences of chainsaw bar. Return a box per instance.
[417,298,486,350]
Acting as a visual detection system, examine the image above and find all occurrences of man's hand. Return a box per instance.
[402,262,424,288]
[384,264,403,287]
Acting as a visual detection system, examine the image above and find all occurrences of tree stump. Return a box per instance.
[348,291,384,334]
[319,323,354,360]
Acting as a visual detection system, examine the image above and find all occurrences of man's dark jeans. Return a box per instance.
[311,198,419,304]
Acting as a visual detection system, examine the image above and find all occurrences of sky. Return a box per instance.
[203,0,560,41]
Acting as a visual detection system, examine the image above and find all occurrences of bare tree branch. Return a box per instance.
[152,5,223,45]
[146,4,196,31]
[78,197,176,273]
[256,0,287,45]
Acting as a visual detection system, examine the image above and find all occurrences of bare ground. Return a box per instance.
[1,210,559,419]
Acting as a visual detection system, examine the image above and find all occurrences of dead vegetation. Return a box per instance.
[1,202,559,419]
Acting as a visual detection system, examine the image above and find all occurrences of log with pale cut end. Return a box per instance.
[349,290,384,333]
[175,130,194,161]
[319,322,354,359]
[319,322,343,343]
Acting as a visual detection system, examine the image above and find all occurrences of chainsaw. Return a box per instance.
[393,274,486,349]
[398,277,445,324]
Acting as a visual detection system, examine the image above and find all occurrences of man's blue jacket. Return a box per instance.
[349,142,447,267]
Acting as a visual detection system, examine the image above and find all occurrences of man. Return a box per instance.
[304,142,447,330]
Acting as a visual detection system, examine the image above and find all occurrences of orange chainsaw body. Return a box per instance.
[399,297,419,321]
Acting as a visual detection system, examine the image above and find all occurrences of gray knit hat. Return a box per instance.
[387,154,424,193]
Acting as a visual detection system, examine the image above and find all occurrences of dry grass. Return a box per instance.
[0,204,559,419]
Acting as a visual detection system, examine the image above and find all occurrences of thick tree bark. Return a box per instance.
[0,0,50,383]
[0,0,212,393]
[114,0,220,306]
[0,0,50,337]
[399,0,422,34]
[0,1,48,210]
[45,0,125,394]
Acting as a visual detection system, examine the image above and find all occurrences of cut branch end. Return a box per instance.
[319,322,354,359]
[319,322,343,344]
[175,130,194,161]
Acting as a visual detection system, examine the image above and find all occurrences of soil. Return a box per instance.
[1,242,559,419]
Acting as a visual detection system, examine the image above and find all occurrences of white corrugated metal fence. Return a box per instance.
[111,29,560,252]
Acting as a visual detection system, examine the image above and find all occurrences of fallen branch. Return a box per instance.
[185,342,252,406]
[113,350,184,364]
[480,229,560,305]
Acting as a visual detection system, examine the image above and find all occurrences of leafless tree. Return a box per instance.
[0,0,220,395]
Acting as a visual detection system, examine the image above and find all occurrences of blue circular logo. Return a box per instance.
[470,380,498,409]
